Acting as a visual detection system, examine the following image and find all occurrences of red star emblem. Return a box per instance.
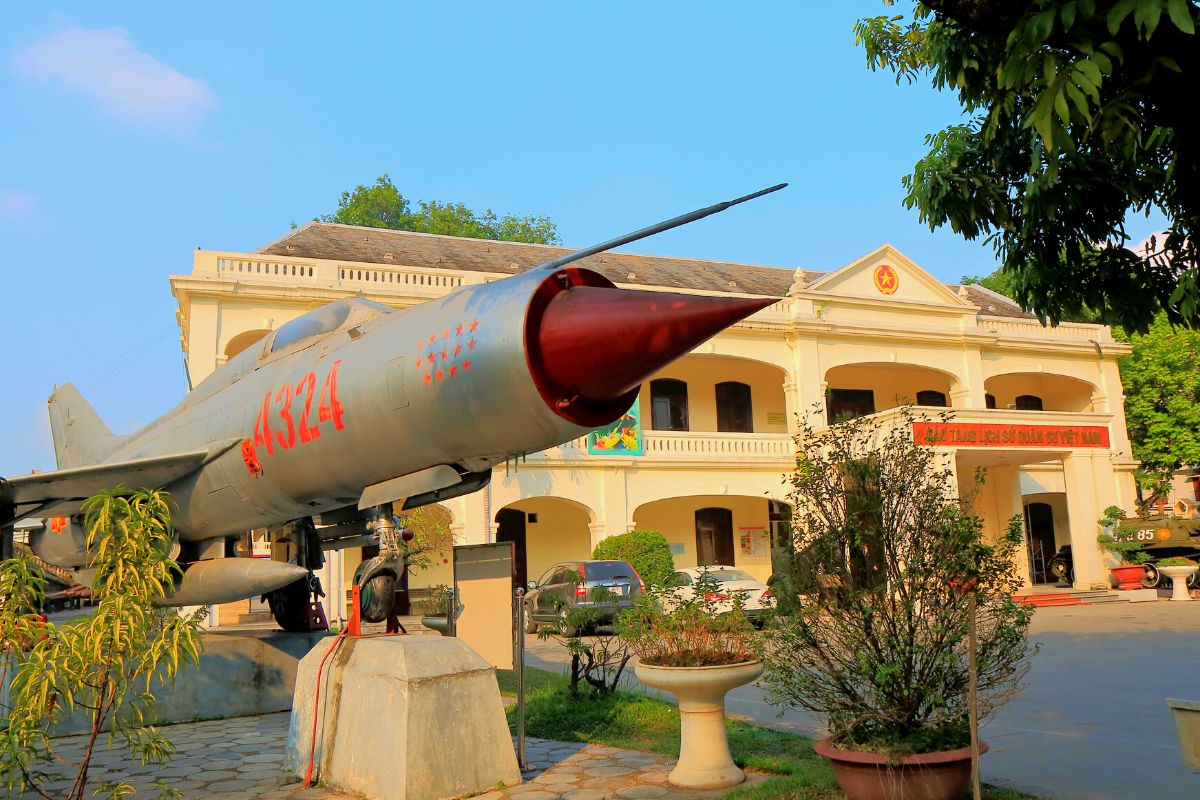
[456,323,464,336]
[441,350,448,361]
[449,366,457,377]
[463,359,471,371]
[873,264,899,295]
[426,354,435,366]
[468,338,477,351]
[423,374,432,386]
[436,370,444,382]
[454,343,462,356]
[429,334,436,344]
[414,358,423,368]
[443,330,450,340]
[469,319,479,333]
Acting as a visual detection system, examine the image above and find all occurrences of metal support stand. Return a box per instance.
[968,593,982,800]
[446,586,458,637]
[513,586,527,769]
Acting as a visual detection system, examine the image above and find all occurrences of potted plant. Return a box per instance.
[761,409,1035,800]
[617,574,761,790]
[1096,506,1151,590]
[416,584,451,635]
[1157,557,1199,602]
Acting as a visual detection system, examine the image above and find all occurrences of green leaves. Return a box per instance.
[318,173,559,244]
[1,489,204,800]
[857,0,1199,331]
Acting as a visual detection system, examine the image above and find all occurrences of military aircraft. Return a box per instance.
[0,184,785,631]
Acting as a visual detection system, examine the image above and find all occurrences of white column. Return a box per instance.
[1062,454,1110,589]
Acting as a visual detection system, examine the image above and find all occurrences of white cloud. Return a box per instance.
[12,26,218,134]
[0,190,37,220]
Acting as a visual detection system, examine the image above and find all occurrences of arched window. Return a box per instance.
[915,390,948,408]
[1015,394,1044,411]
[985,393,997,409]
[716,381,753,432]
[650,379,689,431]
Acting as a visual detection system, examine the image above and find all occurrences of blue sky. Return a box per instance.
[0,2,1161,476]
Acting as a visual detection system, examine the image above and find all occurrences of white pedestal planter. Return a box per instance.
[1160,565,1198,601]
[634,660,763,789]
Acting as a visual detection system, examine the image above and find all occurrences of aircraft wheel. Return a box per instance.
[266,577,315,633]
[359,572,397,623]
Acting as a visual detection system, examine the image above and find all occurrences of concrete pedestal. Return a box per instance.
[286,635,520,800]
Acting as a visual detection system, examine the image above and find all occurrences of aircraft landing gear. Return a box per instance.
[264,518,329,633]
[352,508,411,624]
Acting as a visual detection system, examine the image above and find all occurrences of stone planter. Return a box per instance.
[1109,564,1147,590]
[634,660,763,789]
[420,615,450,635]
[814,738,986,800]
[1166,698,1200,770]
[1160,565,1199,602]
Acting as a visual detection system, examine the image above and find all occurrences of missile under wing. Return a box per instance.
[0,184,786,630]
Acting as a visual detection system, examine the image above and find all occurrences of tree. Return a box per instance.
[1118,314,1200,511]
[0,489,204,800]
[762,408,1033,752]
[856,1,1199,332]
[318,174,559,244]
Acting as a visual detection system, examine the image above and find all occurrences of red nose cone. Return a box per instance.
[527,283,776,426]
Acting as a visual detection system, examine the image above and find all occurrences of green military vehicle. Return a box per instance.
[1048,514,1200,588]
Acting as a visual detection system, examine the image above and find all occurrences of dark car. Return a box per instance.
[522,560,644,635]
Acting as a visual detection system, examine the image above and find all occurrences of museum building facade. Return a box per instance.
[169,222,1138,624]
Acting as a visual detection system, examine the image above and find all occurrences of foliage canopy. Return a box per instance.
[317,174,559,244]
[856,1,1199,332]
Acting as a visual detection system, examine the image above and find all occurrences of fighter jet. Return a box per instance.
[0,185,785,631]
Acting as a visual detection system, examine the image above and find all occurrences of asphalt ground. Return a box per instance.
[523,601,1200,800]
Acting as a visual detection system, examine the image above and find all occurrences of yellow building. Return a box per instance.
[169,223,1138,619]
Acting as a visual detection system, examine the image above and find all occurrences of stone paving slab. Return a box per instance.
[16,713,768,800]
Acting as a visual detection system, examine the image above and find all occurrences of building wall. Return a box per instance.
[633,494,774,583]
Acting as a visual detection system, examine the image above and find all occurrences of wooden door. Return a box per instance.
[695,507,734,566]
[495,508,528,590]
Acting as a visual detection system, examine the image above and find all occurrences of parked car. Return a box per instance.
[522,560,644,635]
[662,566,774,625]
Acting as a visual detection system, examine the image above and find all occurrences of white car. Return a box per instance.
[660,566,773,623]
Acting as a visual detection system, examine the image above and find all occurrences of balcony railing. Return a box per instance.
[531,431,794,464]
[190,250,480,298]
[979,317,1112,343]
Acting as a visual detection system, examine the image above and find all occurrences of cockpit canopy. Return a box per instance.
[269,297,393,353]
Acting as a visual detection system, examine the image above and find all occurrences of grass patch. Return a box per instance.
[498,667,1041,800]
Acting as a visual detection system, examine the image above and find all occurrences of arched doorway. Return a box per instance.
[496,497,595,591]
[223,328,271,360]
[695,507,734,566]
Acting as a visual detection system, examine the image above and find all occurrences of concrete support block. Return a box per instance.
[286,635,520,800]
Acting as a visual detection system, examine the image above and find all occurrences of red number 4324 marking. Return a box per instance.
[245,360,345,472]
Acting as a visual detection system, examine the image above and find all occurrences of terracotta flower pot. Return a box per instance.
[634,660,763,789]
[1160,565,1199,602]
[1109,564,1147,590]
[814,738,986,800]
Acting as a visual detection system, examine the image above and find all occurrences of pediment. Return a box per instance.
[808,245,970,307]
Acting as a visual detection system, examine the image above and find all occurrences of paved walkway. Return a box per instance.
[18,713,765,800]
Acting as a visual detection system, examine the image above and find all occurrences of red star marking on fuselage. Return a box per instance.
[429,334,436,345]
[424,374,432,386]
[449,366,457,377]
[436,369,444,381]
[441,349,448,361]
[454,343,462,356]
[463,359,471,371]
[468,338,477,351]
[443,330,450,340]
[456,323,464,336]
[469,319,479,333]
[426,354,435,366]
[414,358,423,368]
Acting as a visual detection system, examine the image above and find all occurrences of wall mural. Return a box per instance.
[587,398,644,456]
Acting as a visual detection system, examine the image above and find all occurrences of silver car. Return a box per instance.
[522,560,644,635]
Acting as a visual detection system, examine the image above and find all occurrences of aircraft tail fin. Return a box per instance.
[48,383,126,468]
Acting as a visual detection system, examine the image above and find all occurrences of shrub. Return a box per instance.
[1096,506,1152,565]
[1158,556,1198,567]
[592,530,675,587]
[761,408,1034,755]
[617,573,756,667]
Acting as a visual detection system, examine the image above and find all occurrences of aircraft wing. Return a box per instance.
[1,441,238,521]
